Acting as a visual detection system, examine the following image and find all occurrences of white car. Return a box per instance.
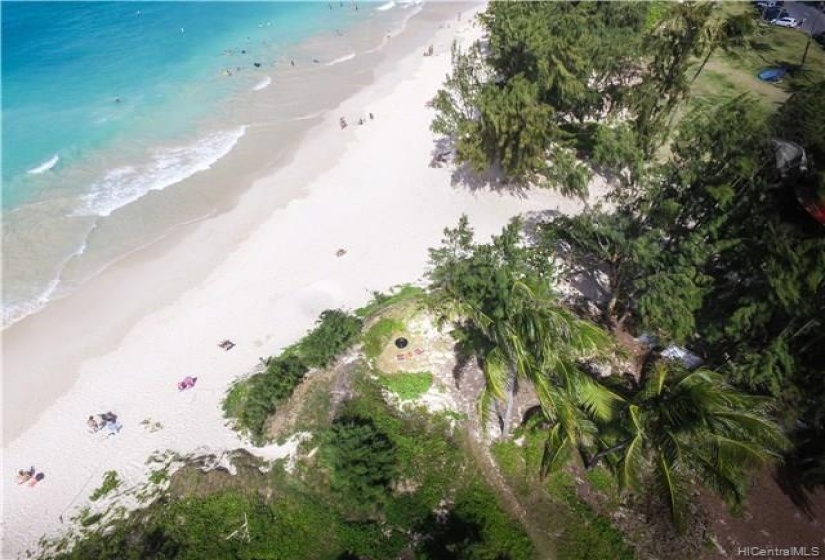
[771,16,799,27]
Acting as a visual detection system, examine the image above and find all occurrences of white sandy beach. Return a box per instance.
[2,5,604,557]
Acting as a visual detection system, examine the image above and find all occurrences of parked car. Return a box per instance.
[771,16,800,27]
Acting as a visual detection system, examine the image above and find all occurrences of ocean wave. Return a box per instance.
[76,126,246,217]
[1,221,96,328]
[376,1,396,11]
[2,277,60,328]
[252,75,272,91]
[27,154,60,174]
[326,53,355,67]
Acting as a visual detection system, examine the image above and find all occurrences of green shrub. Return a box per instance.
[548,473,635,560]
[90,470,120,502]
[585,466,615,495]
[296,309,363,368]
[556,494,635,560]
[355,285,425,318]
[222,355,309,443]
[363,317,405,359]
[379,372,433,400]
[320,415,398,514]
[417,480,534,560]
[223,309,361,443]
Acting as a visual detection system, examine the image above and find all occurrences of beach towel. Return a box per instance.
[177,376,198,391]
[28,473,45,487]
[105,421,122,436]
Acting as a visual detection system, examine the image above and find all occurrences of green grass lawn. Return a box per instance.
[378,371,433,400]
[691,3,825,111]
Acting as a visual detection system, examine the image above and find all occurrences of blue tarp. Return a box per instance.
[758,68,787,82]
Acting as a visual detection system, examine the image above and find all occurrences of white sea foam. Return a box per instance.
[2,222,97,328]
[77,126,246,217]
[252,75,272,91]
[27,154,60,174]
[326,52,355,67]
[376,1,396,11]
[2,277,61,327]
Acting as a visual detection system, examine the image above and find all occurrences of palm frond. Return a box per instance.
[541,424,575,477]
[654,452,688,533]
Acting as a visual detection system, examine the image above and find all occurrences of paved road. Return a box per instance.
[781,1,825,35]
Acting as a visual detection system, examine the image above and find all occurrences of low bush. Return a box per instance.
[294,309,362,368]
[223,309,362,443]
[417,480,534,560]
[89,470,120,502]
[379,372,433,400]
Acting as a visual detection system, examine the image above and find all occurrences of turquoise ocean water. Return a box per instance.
[2,1,413,326]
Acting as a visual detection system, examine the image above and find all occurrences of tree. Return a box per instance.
[321,416,398,514]
[428,218,616,443]
[630,2,715,156]
[589,363,789,531]
[689,12,757,85]
[432,2,649,193]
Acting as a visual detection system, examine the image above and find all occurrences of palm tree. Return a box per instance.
[429,218,617,453]
[588,363,789,531]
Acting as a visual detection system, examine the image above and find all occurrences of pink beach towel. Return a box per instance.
[177,376,198,391]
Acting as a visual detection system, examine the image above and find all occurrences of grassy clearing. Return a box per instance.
[691,3,825,111]
[378,371,433,400]
[362,316,406,359]
[89,471,120,502]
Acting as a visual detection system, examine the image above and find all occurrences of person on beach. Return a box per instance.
[101,411,117,424]
[16,467,35,484]
[87,415,101,433]
[339,117,347,129]
[28,472,46,487]
[369,112,374,120]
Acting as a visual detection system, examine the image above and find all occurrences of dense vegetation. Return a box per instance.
[43,2,825,558]
[50,370,533,560]
[223,309,362,443]
[431,0,823,530]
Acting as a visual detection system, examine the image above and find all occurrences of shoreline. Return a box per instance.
[1,0,420,330]
[2,2,604,556]
[2,0,473,446]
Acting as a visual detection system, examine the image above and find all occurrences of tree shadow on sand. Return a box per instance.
[429,136,530,198]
